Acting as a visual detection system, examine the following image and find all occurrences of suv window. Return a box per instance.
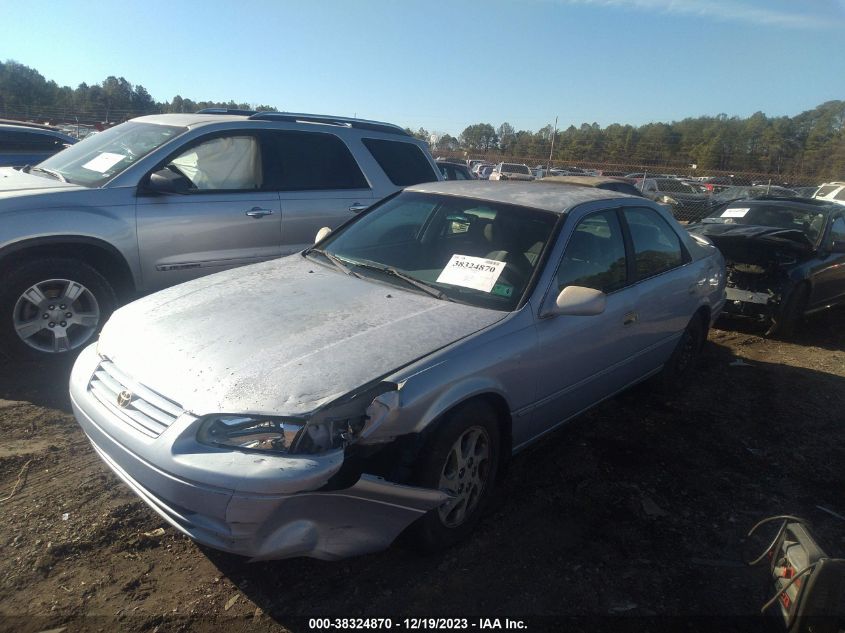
[556,210,627,293]
[834,188,845,201]
[362,138,437,186]
[262,130,368,191]
[817,185,838,197]
[624,207,685,279]
[169,135,262,191]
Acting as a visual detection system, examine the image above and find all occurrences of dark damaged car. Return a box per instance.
[70,182,725,560]
[688,197,845,335]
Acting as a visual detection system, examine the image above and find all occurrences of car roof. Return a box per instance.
[540,175,629,187]
[0,123,75,140]
[406,181,630,213]
[727,196,837,211]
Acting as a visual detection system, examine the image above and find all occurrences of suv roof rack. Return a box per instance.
[247,112,410,137]
[196,108,258,116]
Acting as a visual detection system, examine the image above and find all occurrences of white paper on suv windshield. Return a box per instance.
[81,152,126,173]
[436,254,506,292]
[722,207,750,218]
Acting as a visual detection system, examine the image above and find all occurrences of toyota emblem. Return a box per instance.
[116,390,133,408]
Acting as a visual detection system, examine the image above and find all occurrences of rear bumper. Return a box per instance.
[70,344,447,560]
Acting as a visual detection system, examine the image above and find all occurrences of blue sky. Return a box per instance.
[1,0,843,135]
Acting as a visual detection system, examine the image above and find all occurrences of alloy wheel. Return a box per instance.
[12,278,101,353]
[437,425,491,528]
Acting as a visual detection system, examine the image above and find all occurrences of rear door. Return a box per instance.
[621,206,702,365]
[136,131,282,291]
[260,130,375,255]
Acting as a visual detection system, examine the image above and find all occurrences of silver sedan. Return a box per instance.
[70,181,726,560]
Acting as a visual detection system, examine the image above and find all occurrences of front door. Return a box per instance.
[530,208,642,442]
[136,132,281,292]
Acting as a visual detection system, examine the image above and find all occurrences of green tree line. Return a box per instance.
[0,60,275,124]
[419,104,845,181]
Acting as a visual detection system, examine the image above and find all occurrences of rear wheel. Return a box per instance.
[0,258,117,359]
[409,400,500,551]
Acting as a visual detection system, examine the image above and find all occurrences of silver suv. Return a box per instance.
[0,111,440,358]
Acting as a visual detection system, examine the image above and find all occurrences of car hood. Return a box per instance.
[98,255,507,416]
[0,167,86,199]
[689,223,813,264]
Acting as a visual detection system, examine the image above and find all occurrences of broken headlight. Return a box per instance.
[294,416,367,454]
[196,415,306,454]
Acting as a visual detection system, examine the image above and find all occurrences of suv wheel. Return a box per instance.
[0,259,117,359]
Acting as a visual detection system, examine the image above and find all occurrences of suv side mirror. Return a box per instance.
[542,286,607,317]
[315,227,332,243]
[146,168,192,195]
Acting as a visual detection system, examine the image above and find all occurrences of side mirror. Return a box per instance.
[543,286,607,317]
[315,227,332,243]
[146,168,192,194]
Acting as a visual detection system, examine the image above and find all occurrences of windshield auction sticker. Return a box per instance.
[722,207,750,218]
[437,254,506,293]
[81,152,126,173]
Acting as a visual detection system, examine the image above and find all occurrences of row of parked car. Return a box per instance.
[1,110,844,564]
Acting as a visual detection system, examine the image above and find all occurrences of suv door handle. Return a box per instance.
[623,311,639,325]
[245,207,274,218]
[349,203,369,213]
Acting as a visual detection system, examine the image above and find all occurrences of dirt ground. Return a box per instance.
[1,310,844,633]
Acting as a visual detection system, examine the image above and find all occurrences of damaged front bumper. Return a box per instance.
[69,344,447,561]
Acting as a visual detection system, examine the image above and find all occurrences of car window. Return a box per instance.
[658,179,695,194]
[502,163,530,174]
[703,203,827,242]
[816,185,838,197]
[0,130,65,152]
[556,210,627,293]
[168,135,262,191]
[835,189,845,201]
[624,207,685,279]
[362,138,437,186]
[453,166,470,180]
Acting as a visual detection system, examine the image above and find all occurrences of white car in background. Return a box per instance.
[813,182,845,206]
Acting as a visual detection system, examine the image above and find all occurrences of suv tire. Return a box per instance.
[0,258,117,359]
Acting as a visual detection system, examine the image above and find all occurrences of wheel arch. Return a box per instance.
[0,236,137,301]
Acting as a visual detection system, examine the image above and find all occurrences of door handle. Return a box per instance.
[349,203,369,214]
[623,311,639,326]
[245,207,274,218]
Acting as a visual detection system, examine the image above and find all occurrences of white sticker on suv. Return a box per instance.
[81,152,126,173]
[437,254,506,292]
[722,207,750,218]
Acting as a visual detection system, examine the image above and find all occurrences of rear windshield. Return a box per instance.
[702,203,827,243]
[656,179,696,193]
[502,163,530,174]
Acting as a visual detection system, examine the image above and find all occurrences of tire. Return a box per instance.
[657,313,706,392]
[0,258,117,360]
[767,283,809,338]
[408,399,501,552]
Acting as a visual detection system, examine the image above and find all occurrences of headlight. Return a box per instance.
[294,415,367,454]
[659,195,678,205]
[197,414,306,454]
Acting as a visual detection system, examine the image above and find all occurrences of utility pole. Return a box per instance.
[548,116,558,173]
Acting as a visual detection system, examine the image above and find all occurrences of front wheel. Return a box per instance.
[0,258,117,359]
[767,283,809,338]
[409,400,501,552]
